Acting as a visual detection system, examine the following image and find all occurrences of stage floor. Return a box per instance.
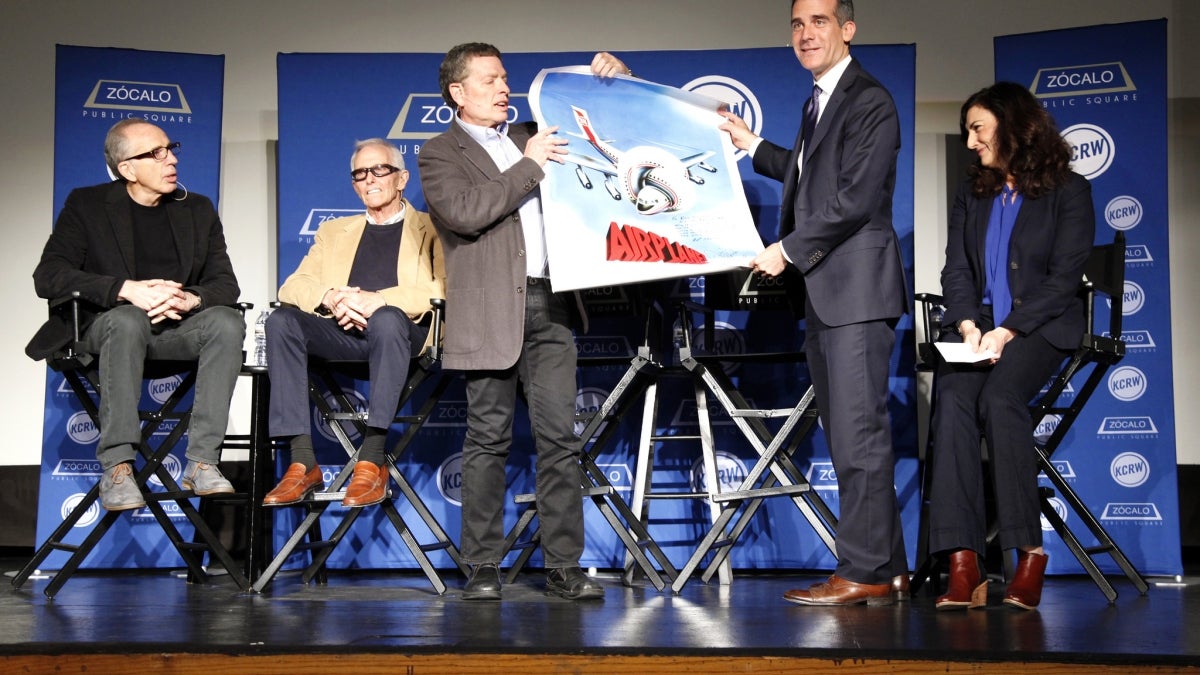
[2,558,1198,673]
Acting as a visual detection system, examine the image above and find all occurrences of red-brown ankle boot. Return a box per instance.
[936,549,988,610]
[1003,549,1048,610]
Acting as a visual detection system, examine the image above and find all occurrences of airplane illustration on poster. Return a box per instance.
[567,105,718,215]
[530,67,762,292]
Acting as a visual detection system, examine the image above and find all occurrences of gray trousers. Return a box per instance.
[459,283,583,568]
[81,304,245,469]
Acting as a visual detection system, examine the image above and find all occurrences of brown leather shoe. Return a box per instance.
[1003,549,1048,610]
[342,461,387,508]
[263,463,323,506]
[783,575,893,606]
[891,573,911,602]
[936,549,988,610]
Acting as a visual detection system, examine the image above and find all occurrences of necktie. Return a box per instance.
[801,84,821,153]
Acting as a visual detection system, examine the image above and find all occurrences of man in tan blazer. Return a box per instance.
[263,138,445,508]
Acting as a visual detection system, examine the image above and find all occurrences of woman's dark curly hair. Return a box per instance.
[960,81,1073,199]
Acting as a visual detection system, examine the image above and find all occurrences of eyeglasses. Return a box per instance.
[350,164,401,182]
[122,141,180,163]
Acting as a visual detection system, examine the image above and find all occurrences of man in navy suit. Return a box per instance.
[29,120,244,512]
[721,0,909,605]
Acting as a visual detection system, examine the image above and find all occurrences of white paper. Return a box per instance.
[935,342,999,364]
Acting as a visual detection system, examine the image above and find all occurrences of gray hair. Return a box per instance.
[352,138,405,171]
[836,0,854,24]
[103,119,151,179]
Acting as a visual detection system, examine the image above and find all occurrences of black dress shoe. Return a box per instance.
[463,563,502,601]
[546,566,604,601]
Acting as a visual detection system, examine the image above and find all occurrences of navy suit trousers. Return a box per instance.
[805,308,906,585]
[265,306,427,437]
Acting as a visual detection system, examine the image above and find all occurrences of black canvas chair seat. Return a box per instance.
[251,298,468,595]
[12,293,253,599]
[911,232,1148,603]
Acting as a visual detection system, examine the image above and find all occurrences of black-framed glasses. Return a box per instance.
[350,164,401,182]
[122,141,180,162]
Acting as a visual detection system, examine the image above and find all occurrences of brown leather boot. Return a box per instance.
[1003,549,1048,610]
[936,549,988,610]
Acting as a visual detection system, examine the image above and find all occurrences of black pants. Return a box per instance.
[928,322,1069,555]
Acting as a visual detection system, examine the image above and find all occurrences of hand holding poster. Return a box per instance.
[530,67,764,291]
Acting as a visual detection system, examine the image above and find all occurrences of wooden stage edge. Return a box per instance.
[2,652,1197,674]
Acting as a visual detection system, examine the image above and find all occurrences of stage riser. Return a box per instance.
[2,654,1197,674]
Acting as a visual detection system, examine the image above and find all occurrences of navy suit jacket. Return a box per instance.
[27,180,240,360]
[940,172,1095,351]
[752,58,907,327]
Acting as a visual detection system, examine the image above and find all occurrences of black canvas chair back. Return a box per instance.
[912,231,1148,603]
[505,272,834,594]
[12,293,251,599]
[500,295,682,591]
[654,276,831,593]
[251,298,469,595]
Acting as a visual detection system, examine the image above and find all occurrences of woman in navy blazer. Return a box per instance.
[929,82,1095,611]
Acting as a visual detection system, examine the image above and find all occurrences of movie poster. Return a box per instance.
[530,67,763,291]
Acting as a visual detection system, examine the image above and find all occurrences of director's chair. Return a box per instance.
[657,273,835,593]
[12,293,252,599]
[502,274,836,593]
[251,298,469,594]
[911,231,1148,603]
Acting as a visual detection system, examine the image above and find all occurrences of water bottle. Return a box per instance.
[253,309,272,366]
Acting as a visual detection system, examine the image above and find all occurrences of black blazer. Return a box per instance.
[27,180,240,360]
[940,172,1095,351]
[752,58,908,327]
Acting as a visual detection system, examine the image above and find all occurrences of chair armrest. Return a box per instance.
[428,298,446,361]
[46,291,100,347]
[914,292,947,371]
[48,290,87,312]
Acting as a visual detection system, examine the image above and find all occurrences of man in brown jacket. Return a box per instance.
[419,44,628,601]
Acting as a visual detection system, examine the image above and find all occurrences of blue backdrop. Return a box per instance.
[276,45,918,573]
[37,45,225,569]
[995,20,1181,576]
